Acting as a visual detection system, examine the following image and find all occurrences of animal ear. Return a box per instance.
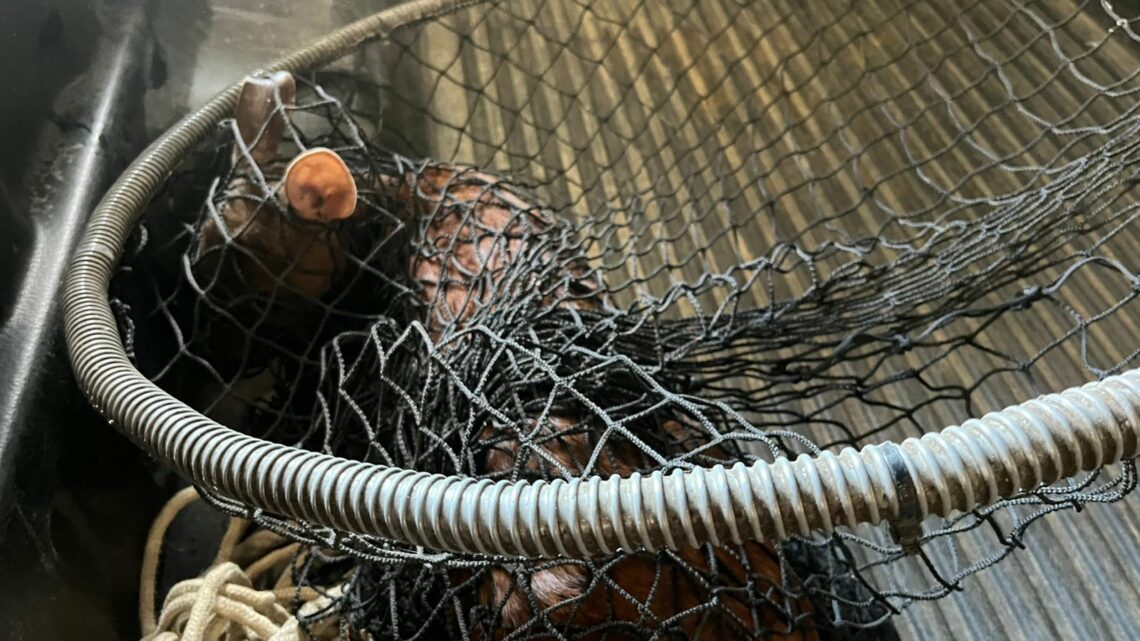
[283,148,358,222]
[234,71,296,165]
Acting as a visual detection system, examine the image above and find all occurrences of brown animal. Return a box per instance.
[386,161,600,337]
[201,71,818,641]
[385,161,819,641]
[197,72,356,301]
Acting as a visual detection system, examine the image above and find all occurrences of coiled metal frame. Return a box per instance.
[62,0,1140,560]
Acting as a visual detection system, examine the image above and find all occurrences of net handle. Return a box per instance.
[62,0,1140,559]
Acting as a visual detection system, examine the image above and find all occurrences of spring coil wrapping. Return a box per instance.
[64,315,1140,559]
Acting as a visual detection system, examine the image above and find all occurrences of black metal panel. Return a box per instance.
[0,2,178,639]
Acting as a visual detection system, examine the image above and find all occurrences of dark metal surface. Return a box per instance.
[0,1,344,639]
[0,2,168,639]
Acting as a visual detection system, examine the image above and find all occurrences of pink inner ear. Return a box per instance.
[284,148,358,222]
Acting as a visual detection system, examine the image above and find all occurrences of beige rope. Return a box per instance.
[141,486,203,635]
[139,487,359,641]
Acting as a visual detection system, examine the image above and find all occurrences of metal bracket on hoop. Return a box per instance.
[882,443,924,555]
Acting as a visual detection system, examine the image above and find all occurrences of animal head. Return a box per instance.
[198,71,359,300]
[233,70,358,222]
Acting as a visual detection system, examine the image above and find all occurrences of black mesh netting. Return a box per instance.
[113,0,1140,638]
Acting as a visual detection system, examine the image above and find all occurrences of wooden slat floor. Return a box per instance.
[172,0,1140,638]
